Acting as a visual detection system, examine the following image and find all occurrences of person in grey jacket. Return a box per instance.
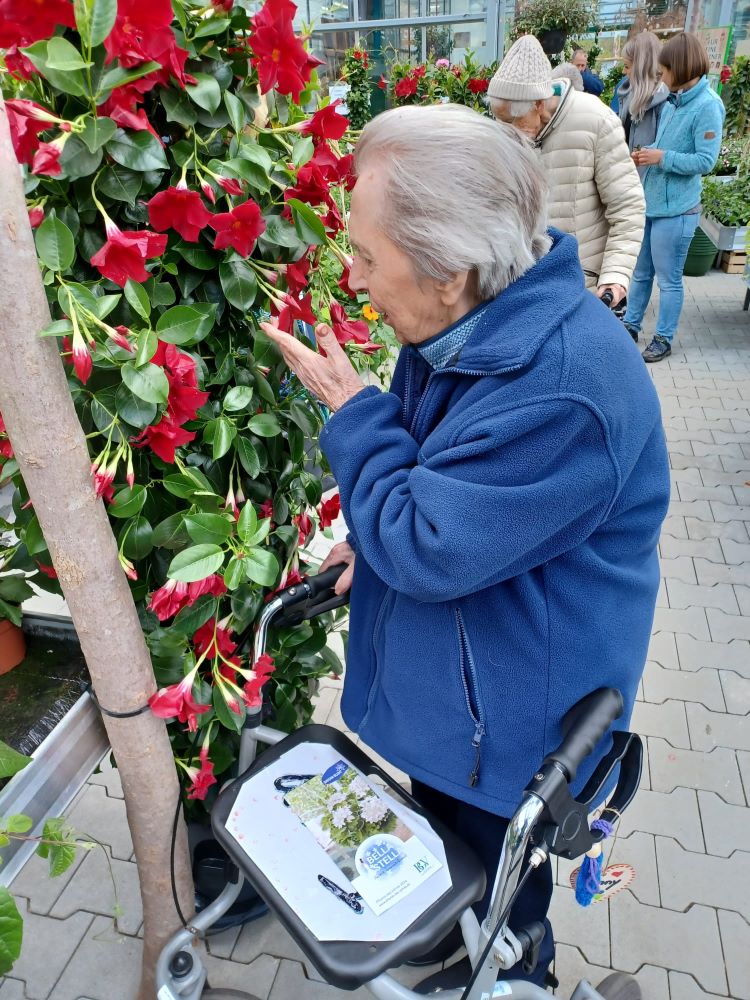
[617,31,669,177]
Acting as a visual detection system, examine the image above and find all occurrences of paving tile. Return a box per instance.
[669,499,714,520]
[8,898,93,1000]
[721,538,750,564]
[720,670,750,714]
[695,557,750,586]
[64,784,133,862]
[203,952,280,998]
[556,831,660,906]
[737,751,750,804]
[668,971,736,999]
[311,684,337,724]
[666,580,739,614]
[686,516,750,542]
[548,884,610,967]
[630,699,691,749]
[659,535,725,562]
[733,585,750,617]
[0,980,26,1000]
[687,702,750,752]
[707,608,750,643]
[717,910,750,1000]
[711,501,750,522]
[611,891,727,995]
[268,959,372,999]
[659,555,697,584]
[50,848,142,937]
[86,753,124,800]
[642,662,725,711]
[45,916,140,1000]
[652,606,710,640]
[647,737,745,805]
[9,846,87,917]
[552,944,669,1000]
[648,630,680,669]
[206,923,242,961]
[698,790,750,858]
[662,514,688,538]
[656,836,750,921]
[676,634,750,677]
[616,786,704,852]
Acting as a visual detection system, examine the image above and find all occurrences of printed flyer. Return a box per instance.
[284,760,443,916]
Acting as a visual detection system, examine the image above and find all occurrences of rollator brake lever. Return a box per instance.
[577,731,643,836]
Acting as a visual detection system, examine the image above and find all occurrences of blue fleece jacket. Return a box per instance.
[642,76,724,218]
[320,232,670,818]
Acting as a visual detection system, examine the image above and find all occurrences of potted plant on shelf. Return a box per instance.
[513,0,595,55]
[0,575,31,675]
[700,172,750,252]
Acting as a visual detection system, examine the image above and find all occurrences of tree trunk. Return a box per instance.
[0,94,194,1000]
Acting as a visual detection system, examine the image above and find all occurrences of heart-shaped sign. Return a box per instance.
[569,862,636,901]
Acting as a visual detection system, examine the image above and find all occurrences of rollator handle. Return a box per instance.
[275,564,349,627]
[544,687,623,782]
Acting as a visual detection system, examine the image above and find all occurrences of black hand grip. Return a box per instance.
[305,564,347,600]
[601,289,614,308]
[544,687,624,783]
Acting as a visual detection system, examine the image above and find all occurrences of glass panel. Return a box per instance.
[310,28,359,86]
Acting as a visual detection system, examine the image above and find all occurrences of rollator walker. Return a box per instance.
[157,566,644,1000]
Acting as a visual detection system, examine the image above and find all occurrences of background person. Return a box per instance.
[624,32,724,362]
[572,46,605,96]
[551,61,584,91]
[617,32,669,171]
[260,103,670,993]
[488,35,645,310]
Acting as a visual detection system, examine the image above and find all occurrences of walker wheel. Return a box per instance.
[595,972,642,1000]
[201,991,264,999]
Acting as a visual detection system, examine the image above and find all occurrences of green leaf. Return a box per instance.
[172,593,216,634]
[236,436,260,478]
[35,217,75,272]
[4,814,33,834]
[0,886,23,976]
[160,86,199,128]
[23,516,46,556]
[124,279,151,322]
[134,328,157,367]
[212,683,244,732]
[224,90,245,133]
[47,841,77,878]
[243,546,279,587]
[0,740,31,780]
[97,60,161,96]
[237,502,257,544]
[185,513,234,545]
[207,416,236,460]
[152,512,189,550]
[247,413,281,437]
[219,258,257,312]
[45,36,92,71]
[186,72,222,113]
[221,157,271,194]
[0,577,34,604]
[120,515,153,560]
[79,116,117,154]
[106,129,168,172]
[0,599,22,628]
[223,386,254,412]
[156,305,205,346]
[121,361,169,405]
[114,383,157,428]
[292,135,315,169]
[21,40,87,96]
[223,556,245,590]
[98,164,142,204]
[168,544,225,583]
[108,484,147,519]
[38,318,74,338]
[174,244,215,270]
[288,399,319,437]
[287,198,327,245]
[238,142,274,174]
[193,16,230,38]
[74,0,117,47]
[242,518,271,548]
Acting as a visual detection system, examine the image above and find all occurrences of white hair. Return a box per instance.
[487,97,536,118]
[354,104,551,300]
[551,63,584,91]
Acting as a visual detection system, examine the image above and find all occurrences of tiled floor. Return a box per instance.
[2,270,750,999]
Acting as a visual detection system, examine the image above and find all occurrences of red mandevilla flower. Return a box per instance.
[31,141,63,177]
[149,671,210,732]
[0,413,13,461]
[243,654,275,708]
[149,578,190,621]
[28,206,44,228]
[5,99,56,165]
[210,199,266,256]
[187,746,218,800]
[104,0,191,87]
[285,255,311,295]
[216,175,244,196]
[147,183,213,242]
[293,512,313,546]
[394,76,418,98]
[318,493,341,528]
[329,300,372,347]
[250,0,322,103]
[299,102,349,141]
[193,618,240,663]
[0,0,75,50]
[467,78,489,94]
[377,75,388,90]
[90,221,168,287]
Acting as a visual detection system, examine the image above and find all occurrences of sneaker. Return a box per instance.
[624,324,639,344]
[642,335,671,363]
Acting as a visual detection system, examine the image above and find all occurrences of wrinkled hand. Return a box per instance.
[597,283,626,307]
[259,321,365,412]
[633,148,664,167]
[320,541,355,595]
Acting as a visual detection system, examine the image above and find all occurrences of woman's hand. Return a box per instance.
[319,541,356,595]
[633,148,664,166]
[259,321,365,412]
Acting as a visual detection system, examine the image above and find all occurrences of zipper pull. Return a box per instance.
[469,723,485,787]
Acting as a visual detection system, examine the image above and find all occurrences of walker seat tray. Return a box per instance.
[211,724,485,990]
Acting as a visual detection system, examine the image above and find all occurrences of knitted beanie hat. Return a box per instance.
[487,35,554,102]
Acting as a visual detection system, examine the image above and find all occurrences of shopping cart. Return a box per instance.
[156,567,643,1000]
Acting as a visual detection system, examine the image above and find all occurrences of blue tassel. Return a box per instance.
[575,817,616,907]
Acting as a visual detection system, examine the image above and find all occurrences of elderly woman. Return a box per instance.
[261,103,669,991]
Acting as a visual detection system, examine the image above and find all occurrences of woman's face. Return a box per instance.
[623,57,632,78]
[347,168,473,346]
[660,65,674,90]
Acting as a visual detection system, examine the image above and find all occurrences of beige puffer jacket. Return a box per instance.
[537,84,645,290]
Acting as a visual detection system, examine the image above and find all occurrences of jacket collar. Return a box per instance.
[423,230,586,376]
[535,79,574,145]
[667,75,709,108]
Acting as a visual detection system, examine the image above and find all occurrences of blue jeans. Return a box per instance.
[624,213,700,343]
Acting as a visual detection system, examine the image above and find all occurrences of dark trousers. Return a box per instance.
[410,778,555,987]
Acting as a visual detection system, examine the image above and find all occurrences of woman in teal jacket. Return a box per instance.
[624,32,724,362]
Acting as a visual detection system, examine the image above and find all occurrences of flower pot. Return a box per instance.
[0,620,26,675]
[537,29,568,55]
[683,227,718,277]
[190,822,268,930]
[700,213,749,252]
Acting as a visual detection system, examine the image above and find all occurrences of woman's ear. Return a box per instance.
[436,270,474,308]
